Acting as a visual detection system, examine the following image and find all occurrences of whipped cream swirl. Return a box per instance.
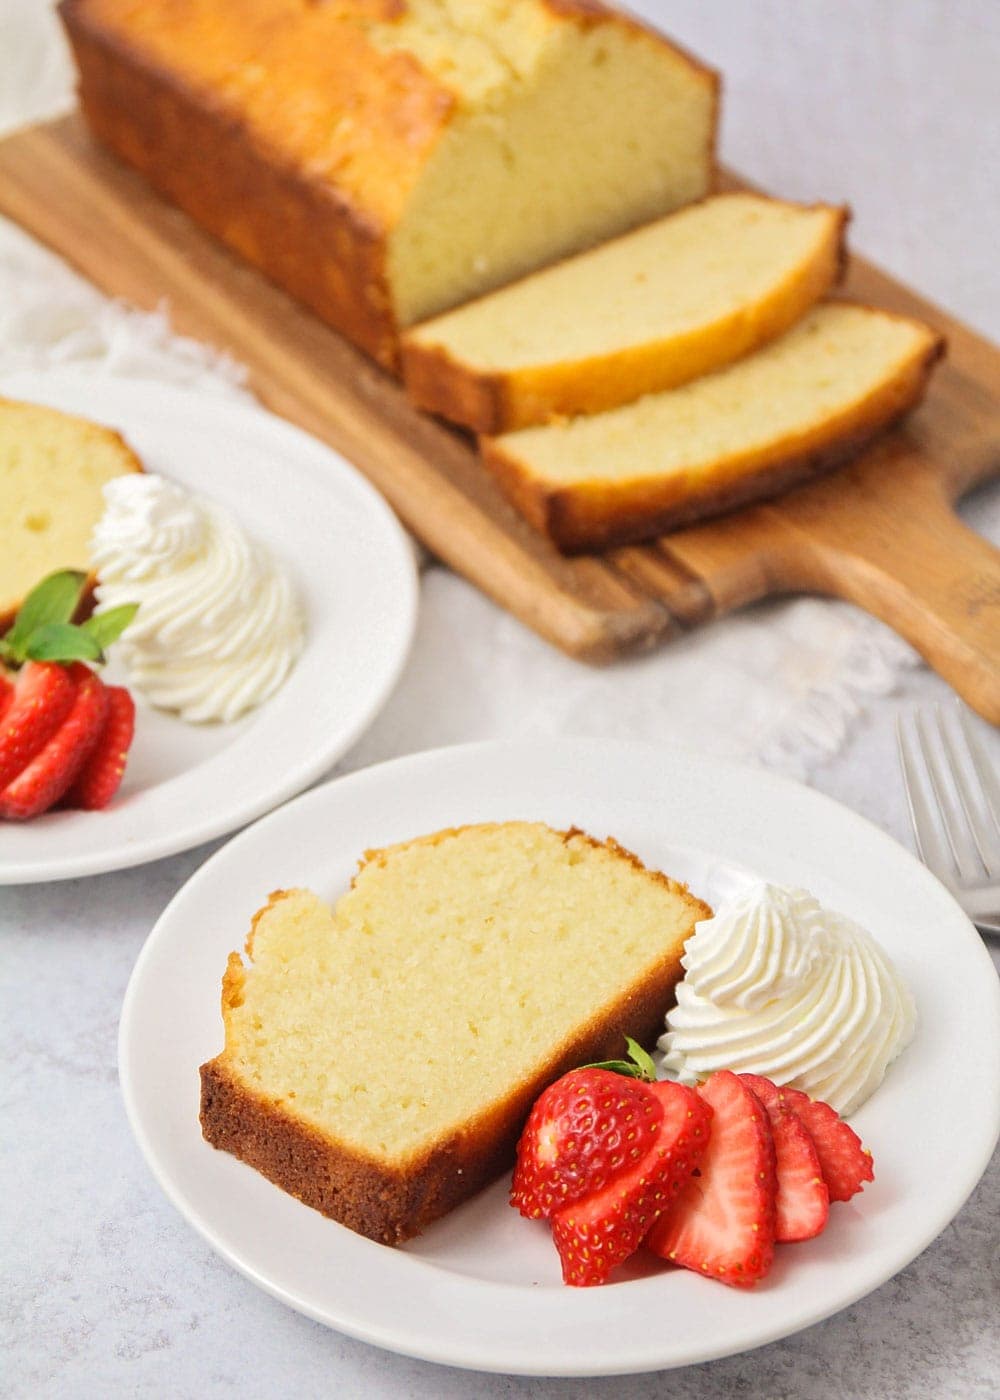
[659,883,916,1116]
[91,474,305,723]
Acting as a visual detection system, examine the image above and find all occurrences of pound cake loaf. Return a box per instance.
[0,397,143,631]
[62,0,719,369]
[481,302,944,552]
[402,193,848,432]
[199,821,710,1244]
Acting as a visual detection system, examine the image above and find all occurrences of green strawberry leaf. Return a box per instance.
[2,570,88,663]
[0,572,139,669]
[24,623,104,664]
[582,1035,658,1082]
[81,603,139,652]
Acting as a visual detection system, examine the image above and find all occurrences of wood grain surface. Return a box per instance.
[1,113,998,719]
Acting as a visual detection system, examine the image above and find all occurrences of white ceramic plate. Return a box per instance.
[119,739,1000,1376]
[0,371,418,883]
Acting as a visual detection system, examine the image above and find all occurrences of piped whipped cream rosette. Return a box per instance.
[90,474,304,723]
[659,883,916,1116]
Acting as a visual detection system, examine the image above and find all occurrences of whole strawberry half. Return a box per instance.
[511,1038,712,1286]
[511,1066,664,1221]
[0,571,138,820]
[647,1069,777,1288]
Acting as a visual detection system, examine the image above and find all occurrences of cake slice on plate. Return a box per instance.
[0,397,143,631]
[200,821,709,1244]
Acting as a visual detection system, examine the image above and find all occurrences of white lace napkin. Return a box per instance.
[1,1,993,783]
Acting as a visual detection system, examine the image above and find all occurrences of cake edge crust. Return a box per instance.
[59,0,402,368]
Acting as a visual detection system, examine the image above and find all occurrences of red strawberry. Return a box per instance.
[647,1079,715,1202]
[0,665,108,820]
[549,1079,713,1286]
[550,1174,658,1288]
[0,660,77,790]
[769,1109,828,1241]
[741,1079,829,1242]
[647,1070,777,1288]
[740,1074,873,1204]
[511,1068,665,1220]
[63,685,136,810]
[0,670,13,722]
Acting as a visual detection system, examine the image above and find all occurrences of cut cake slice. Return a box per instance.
[199,821,710,1244]
[480,301,944,552]
[0,397,143,631]
[402,193,848,432]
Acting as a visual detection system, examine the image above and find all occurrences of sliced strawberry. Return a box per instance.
[753,1100,829,1244]
[646,1080,715,1206]
[0,665,108,820]
[781,1088,874,1204]
[769,1108,829,1242]
[0,660,77,790]
[550,1079,712,1286]
[740,1074,873,1204]
[552,1159,663,1287]
[511,1067,664,1220]
[647,1069,777,1288]
[63,685,136,811]
[739,1076,829,1241]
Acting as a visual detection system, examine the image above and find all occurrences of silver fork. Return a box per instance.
[897,703,1000,937]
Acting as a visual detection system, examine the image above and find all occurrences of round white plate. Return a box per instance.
[119,738,1000,1376]
[0,371,418,882]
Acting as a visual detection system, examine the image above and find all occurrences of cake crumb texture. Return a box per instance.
[0,396,143,630]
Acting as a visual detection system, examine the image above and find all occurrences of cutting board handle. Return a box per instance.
[776,445,1000,723]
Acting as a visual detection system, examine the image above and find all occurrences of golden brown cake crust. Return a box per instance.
[400,343,514,435]
[60,0,405,366]
[480,312,945,553]
[199,830,710,1244]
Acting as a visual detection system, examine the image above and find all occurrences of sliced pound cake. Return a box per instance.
[62,0,718,368]
[402,194,847,432]
[199,821,710,1244]
[481,302,944,552]
[0,397,143,631]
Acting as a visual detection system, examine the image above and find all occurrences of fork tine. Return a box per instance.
[952,711,1000,873]
[929,716,985,868]
[914,706,985,883]
[896,713,956,881]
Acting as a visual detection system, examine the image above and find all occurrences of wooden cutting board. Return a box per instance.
[2,114,998,721]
